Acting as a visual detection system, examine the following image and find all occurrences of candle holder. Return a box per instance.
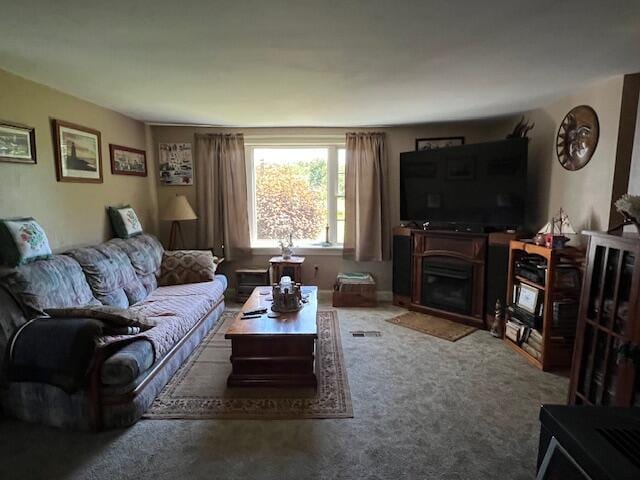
[271,277,303,313]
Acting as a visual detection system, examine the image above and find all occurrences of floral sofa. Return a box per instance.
[0,234,226,430]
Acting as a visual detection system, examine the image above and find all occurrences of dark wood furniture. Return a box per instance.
[225,286,318,388]
[411,230,488,328]
[269,256,305,284]
[235,267,270,302]
[392,227,520,328]
[537,405,640,479]
[503,241,584,371]
[568,231,640,407]
[392,226,413,308]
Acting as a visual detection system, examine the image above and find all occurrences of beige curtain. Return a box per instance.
[343,132,390,261]
[195,133,250,261]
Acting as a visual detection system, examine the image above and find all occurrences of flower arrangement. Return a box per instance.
[614,194,640,232]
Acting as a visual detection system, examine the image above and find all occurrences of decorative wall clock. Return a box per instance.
[556,105,599,171]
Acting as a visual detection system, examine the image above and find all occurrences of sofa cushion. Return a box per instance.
[100,275,227,386]
[0,218,52,267]
[109,234,163,294]
[66,243,147,308]
[158,250,219,286]
[152,274,227,304]
[101,340,154,386]
[108,206,143,239]
[0,255,99,318]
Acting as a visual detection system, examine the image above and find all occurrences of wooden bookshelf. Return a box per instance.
[503,240,584,371]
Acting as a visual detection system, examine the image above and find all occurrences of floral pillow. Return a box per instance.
[108,206,143,239]
[0,218,52,267]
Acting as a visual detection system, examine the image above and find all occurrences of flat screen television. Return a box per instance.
[400,138,527,229]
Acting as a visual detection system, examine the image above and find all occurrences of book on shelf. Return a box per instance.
[521,342,542,360]
[505,320,524,344]
[526,333,543,352]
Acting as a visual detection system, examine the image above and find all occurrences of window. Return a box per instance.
[246,142,346,248]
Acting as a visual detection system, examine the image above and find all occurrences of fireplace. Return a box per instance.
[421,259,473,315]
[409,230,487,327]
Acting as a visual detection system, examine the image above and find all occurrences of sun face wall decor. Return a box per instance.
[556,105,599,171]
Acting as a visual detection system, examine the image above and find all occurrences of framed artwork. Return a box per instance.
[52,119,102,183]
[110,144,147,177]
[159,143,193,185]
[415,136,464,151]
[0,121,37,164]
[515,283,539,314]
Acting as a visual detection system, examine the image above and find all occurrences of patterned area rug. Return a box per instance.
[387,311,477,342]
[144,310,353,419]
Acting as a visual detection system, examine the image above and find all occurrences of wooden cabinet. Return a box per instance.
[503,241,584,371]
[269,256,305,284]
[568,232,640,406]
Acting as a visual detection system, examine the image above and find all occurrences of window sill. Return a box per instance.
[250,246,344,256]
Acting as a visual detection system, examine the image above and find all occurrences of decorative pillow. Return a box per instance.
[108,206,143,239]
[0,217,52,267]
[45,305,151,329]
[158,250,219,286]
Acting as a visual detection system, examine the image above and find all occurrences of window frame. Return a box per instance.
[244,136,346,252]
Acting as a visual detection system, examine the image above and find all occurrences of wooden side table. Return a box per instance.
[269,256,305,284]
[235,267,270,302]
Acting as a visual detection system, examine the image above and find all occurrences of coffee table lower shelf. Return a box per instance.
[226,334,317,388]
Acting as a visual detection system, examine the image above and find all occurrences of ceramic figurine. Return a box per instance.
[279,233,294,259]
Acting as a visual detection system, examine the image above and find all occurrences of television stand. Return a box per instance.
[392,227,521,328]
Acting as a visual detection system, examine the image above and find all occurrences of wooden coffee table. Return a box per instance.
[225,286,318,388]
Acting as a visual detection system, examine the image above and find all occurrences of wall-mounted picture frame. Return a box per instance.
[415,136,464,151]
[159,142,193,185]
[52,119,102,183]
[110,144,147,177]
[0,121,37,164]
[515,283,539,314]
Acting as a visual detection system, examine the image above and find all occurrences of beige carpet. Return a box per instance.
[144,310,353,419]
[387,311,477,342]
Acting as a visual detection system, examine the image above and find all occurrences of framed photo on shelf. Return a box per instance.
[415,136,464,151]
[0,121,37,164]
[515,283,539,314]
[52,119,102,183]
[110,144,147,177]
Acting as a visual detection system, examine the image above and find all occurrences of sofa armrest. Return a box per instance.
[158,250,220,286]
[8,317,103,393]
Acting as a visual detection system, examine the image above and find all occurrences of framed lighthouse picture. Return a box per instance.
[52,119,103,183]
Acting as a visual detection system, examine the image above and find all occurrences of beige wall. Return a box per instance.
[152,120,515,291]
[0,69,158,250]
[525,76,624,235]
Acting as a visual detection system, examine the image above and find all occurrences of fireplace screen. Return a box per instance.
[421,259,473,314]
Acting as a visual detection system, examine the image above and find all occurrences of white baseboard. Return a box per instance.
[225,288,392,303]
[318,289,392,302]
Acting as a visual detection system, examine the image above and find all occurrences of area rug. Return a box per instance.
[386,311,477,342]
[144,310,353,419]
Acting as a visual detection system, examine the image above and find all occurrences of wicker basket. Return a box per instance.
[332,272,377,307]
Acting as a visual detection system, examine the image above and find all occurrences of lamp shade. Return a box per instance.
[161,195,197,221]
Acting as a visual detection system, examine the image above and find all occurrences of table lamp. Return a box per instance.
[162,194,197,249]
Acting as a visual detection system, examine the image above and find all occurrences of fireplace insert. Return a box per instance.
[421,259,473,314]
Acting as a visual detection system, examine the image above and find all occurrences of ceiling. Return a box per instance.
[1,1,639,127]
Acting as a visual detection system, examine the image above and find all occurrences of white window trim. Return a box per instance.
[245,137,345,254]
